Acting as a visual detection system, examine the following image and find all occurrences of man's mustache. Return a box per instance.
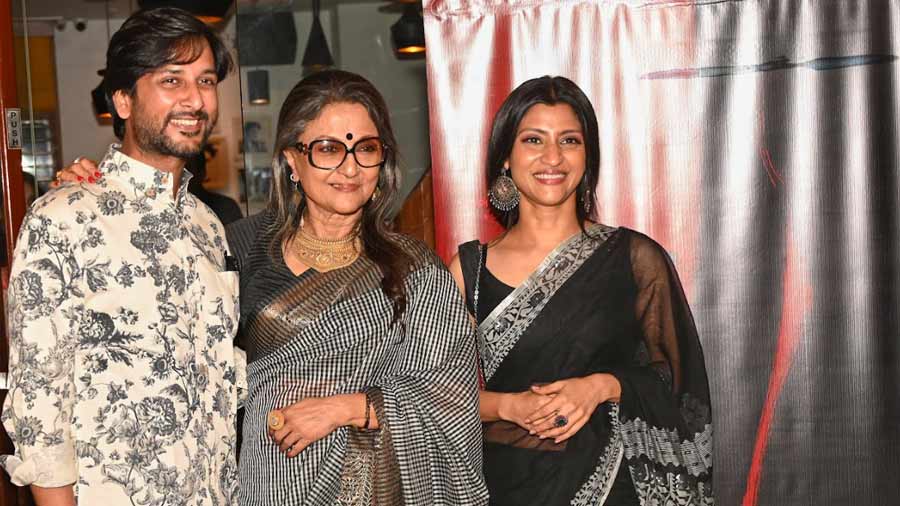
[165,110,210,123]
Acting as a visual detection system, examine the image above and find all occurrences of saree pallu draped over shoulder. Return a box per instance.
[229,212,488,506]
[460,224,713,506]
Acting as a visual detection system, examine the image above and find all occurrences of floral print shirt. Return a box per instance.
[1,145,245,505]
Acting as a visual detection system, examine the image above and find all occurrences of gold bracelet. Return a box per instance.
[363,390,372,430]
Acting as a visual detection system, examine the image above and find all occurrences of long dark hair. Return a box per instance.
[485,76,600,229]
[104,7,234,139]
[269,70,411,322]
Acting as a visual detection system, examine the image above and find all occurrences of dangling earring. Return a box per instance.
[289,172,303,194]
[583,188,593,216]
[371,186,381,202]
[489,167,520,211]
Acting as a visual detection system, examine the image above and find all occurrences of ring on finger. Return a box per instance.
[73,156,82,165]
[267,410,285,430]
[554,414,569,428]
[286,444,294,453]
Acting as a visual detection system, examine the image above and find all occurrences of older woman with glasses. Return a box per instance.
[56,70,489,505]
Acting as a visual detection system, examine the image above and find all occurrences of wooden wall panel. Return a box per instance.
[395,170,435,251]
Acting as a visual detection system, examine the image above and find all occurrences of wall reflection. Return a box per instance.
[234,0,431,216]
[9,0,431,224]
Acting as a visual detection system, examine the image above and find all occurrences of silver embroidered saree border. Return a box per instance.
[477,224,617,381]
[570,403,625,506]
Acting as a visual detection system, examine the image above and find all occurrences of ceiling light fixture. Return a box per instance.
[247,70,270,105]
[302,0,334,70]
[391,2,425,58]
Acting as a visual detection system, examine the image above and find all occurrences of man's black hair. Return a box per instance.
[103,7,233,139]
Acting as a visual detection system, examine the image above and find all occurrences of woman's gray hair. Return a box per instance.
[267,70,412,322]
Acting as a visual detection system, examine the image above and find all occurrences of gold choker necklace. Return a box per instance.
[291,226,362,273]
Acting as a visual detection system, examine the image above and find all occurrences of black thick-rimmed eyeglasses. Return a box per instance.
[294,137,387,170]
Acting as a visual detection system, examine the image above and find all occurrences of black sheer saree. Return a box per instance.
[459,225,713,506]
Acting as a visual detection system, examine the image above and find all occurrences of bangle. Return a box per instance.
[363,390,372,430]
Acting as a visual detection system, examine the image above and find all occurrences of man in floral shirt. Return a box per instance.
[1,8,245,505]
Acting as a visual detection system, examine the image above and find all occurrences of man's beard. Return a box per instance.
[133,106,215,159]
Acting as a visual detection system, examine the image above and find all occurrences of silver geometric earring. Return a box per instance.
[489,167,520,211]
[583,188,593,216]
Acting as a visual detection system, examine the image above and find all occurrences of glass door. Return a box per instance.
[0,2,243,504]
[0,0,30,501]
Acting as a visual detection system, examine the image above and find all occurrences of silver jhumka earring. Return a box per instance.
[489,167,520,211]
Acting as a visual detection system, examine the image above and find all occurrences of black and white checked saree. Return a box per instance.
[229,212,488,505]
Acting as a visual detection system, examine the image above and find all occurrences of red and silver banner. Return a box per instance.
[424,1,900,503]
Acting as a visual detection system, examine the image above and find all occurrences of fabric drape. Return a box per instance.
[425,1,900,503]
[459,227,712,505]
[228,212,488,505]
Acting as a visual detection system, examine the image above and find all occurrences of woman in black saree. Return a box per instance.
[449,76,714,505]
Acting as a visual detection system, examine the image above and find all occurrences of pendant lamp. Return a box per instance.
[247,70,270,105]
[302,0,334,70]
[391,3,425,57]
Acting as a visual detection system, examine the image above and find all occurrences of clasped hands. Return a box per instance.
[498,373,621,444]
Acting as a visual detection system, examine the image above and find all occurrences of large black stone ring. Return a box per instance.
[554,414,568,428]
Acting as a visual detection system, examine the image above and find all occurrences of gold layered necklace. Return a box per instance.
[290,224,362,273]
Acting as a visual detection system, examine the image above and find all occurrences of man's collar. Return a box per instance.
[98,144,193,200]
